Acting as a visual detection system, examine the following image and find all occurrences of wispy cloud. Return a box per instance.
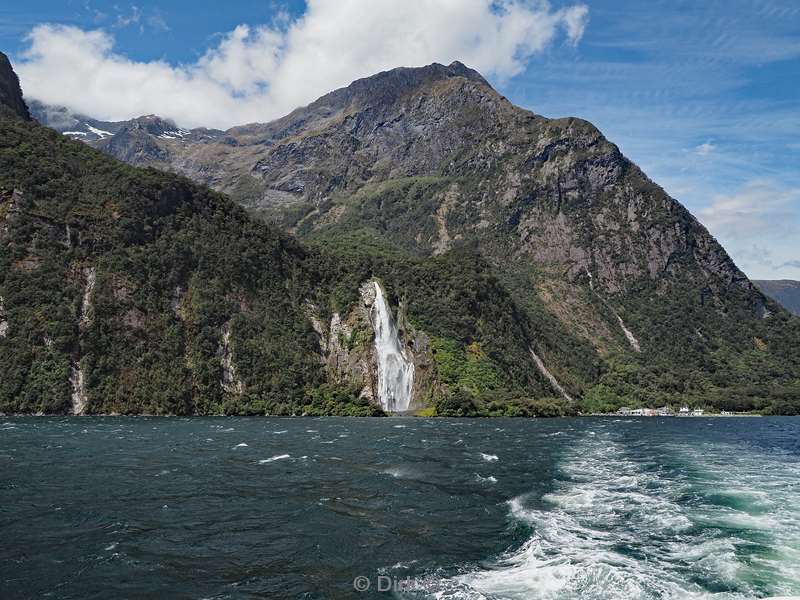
[699,179,798,238]
[697,179,800,278]
[114,5,142,30]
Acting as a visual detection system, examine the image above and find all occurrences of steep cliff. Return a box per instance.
[0,52,30,120]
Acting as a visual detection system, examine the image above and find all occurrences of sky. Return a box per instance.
[1,0,798,280]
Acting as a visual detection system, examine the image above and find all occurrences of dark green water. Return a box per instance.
[1,417,799,599]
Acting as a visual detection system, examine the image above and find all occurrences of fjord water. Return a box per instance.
[1,418,799,599]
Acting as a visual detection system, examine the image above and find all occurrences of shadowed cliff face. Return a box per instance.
[0,52,30,121]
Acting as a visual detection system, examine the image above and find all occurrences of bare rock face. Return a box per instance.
[306,280,438,411]
[306,296,377,403]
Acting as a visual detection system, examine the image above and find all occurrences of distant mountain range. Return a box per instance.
[753,280,800,316]
[4,53,800,416]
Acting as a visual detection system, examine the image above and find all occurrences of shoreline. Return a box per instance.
[0,412,775,418]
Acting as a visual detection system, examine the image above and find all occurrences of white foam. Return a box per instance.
[233,442,248,448]
[259,454,290,464]
[480,453,499,462]
[408,432,800,599]
[475,474,498,484]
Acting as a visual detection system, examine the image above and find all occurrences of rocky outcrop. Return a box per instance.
[219,322,244,395]
[306,280,438,411]
[0,296,7,338]
[0,52,30,120]
[78,267,96,327]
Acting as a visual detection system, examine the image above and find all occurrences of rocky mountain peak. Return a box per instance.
[125,115,183,136]
[0,52,31,120]
[303,60,495,117]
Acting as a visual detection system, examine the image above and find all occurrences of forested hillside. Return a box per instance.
[6,56,800,415]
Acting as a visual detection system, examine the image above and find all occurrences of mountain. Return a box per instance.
[1,54,571,417]
[754,280,800,316]
[27,99,121,141]
[14,59,800,415]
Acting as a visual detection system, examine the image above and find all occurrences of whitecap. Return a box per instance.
[259,454,290,464]
[233,442,248,448]
[480,453,499,462]
[475,474,498,484]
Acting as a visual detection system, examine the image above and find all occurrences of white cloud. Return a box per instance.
[15,0,588,129]
[561,5,589,44]
[693,141,715,156]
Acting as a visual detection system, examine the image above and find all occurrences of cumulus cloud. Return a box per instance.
[693,141,715,156]
[15,0,588,129]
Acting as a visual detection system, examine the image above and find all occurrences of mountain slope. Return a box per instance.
[2,54,571,416]
[23,60,800,413]
[754,280,800,316]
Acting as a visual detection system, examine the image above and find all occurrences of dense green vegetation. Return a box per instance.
[580,274,800,414]
[0,106,354,415]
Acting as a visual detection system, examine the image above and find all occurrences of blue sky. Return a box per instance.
[1,0,798,279]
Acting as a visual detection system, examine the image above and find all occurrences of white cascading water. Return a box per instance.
[371,281,415,412]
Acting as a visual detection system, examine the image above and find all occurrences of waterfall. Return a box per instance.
[371,282,415,412]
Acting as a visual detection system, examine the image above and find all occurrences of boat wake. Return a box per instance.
[403,430,800,599]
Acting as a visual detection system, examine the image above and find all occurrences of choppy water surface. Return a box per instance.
[1,417,798,599]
